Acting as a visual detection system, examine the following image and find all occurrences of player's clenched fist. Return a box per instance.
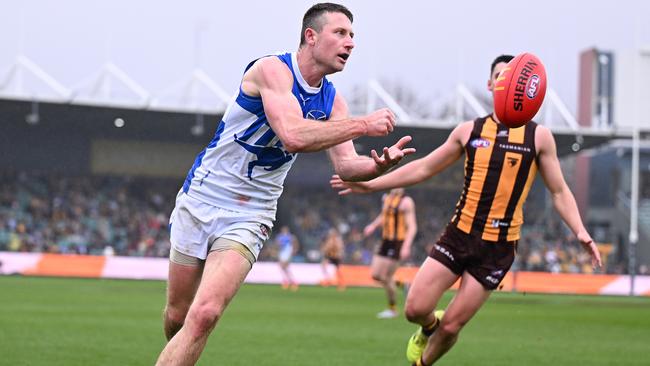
[363,108,396,136]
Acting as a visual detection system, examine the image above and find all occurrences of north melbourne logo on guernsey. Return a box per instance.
[306,110,327,120]
[234,134,293,180]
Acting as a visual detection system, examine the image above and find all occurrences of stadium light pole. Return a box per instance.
[629,18,643,296]
[629,125,639,296]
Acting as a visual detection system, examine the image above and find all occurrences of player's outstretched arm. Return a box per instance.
[536,126,602,268]
[326,94,416,181]
[244,57,397,153]
[330,122,469,194]
[363,211,383,237]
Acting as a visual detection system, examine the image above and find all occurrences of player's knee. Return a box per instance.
[186,304,223,337]
[438,319,465,338]
[164,303,189,326]
[371,273,383,282]
[404,301,427,323]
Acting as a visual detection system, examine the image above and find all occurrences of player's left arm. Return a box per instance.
[326,93,416,181]
[364,212,383,237]
[399,196,417,261]
[536,126,602,268]
[331,121,468,194]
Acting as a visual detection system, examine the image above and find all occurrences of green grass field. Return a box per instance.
[0,276,649,365]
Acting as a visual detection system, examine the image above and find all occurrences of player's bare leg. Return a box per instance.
[420,271,491,365]
[320,260,331,286]
[405,258,458,325]
[371,256,399,317]
[404,258,459,362]
[164,259,203,340]
[279,260,298,290]
[156,249,252,366]
[335,265,345,290]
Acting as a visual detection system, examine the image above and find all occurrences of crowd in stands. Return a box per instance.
[271,185,624,274]
[0,171,175,258]
[0,171,633,274]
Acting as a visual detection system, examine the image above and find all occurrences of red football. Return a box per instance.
[493,52,547,128]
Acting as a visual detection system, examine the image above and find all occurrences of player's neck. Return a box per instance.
[296,49,325,87]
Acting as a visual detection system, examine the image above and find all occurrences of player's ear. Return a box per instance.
[487,78,493,91]
[304,28,317,46]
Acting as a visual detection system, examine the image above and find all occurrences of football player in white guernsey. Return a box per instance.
[156,3,416,365]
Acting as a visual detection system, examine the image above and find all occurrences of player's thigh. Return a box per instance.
[191,246,252,312]
[442,271,492,329]
[167,250,204,309]
[385,258,399,280]
[406,257,460,313]
[371,255,393,278]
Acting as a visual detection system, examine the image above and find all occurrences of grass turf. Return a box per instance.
[0,276,648,365]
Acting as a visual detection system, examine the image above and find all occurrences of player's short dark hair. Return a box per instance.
[490,55,515,76]
[300,3,353,46]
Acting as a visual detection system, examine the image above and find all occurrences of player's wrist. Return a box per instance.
[374,160,389,175]
[365,180,380,192]
[355,116,369,135]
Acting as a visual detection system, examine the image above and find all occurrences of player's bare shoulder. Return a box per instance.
[399,195,416,211]
[534,123,556,155]
[241,56,292,97]
[450,120,475,145]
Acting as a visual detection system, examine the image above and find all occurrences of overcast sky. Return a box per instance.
[1,0,648,116]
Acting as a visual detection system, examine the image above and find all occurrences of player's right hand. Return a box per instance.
[399,245,411,261]
[330,175,372,195]
[362,225,374,237]
[364,108,395,136]
[577,232,602,269]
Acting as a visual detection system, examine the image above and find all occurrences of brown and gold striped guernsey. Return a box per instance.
[381,193,406,241]
[451,115,538,242]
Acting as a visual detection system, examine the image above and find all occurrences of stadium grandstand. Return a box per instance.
[1,45,650,366]
[1,48,648,281]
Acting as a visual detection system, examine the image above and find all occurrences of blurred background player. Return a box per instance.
[320,227,345,290]
[331,54,602,366]
[275,225,299,290]
[363,188,417,319]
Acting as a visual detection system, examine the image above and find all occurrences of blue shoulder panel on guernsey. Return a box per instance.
[235,89,265,116]
[182,51,338,191]
[182,56,268,193]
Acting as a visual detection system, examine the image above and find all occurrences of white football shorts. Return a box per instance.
[169,192,272,265]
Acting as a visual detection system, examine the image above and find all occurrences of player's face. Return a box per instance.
[313,12,355,73]
[488,62,508,96]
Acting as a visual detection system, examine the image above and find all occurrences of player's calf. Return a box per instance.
[163,304,189,340]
